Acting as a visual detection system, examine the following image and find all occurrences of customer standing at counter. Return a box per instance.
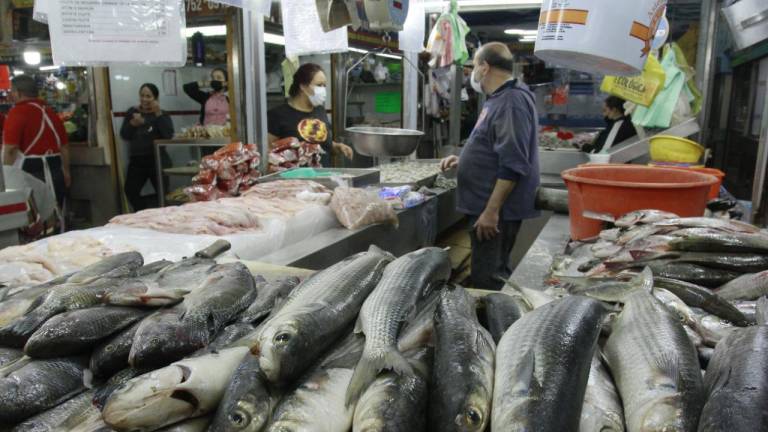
[267,63,353,166]
[2,75,70,227]
[120,83,174,211]
[183,68,229,126]
[441,43,540,291]
[581,96,637,154]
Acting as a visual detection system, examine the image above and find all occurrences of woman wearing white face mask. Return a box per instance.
[267,63,353,166]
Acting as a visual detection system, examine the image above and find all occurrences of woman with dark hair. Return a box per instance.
[582,96,638,154]
[183,68,229,126]
[120,83,174,211]
[267,63,353,166]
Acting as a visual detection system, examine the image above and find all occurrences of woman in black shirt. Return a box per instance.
[120,83,174,211]
[267,63,353,166]
[583,96,638,154]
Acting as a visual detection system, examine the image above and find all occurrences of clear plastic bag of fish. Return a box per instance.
[331,187,399,230]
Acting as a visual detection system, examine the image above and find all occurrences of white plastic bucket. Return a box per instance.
[534,0,668,76]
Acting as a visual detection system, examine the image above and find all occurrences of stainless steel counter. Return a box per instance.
[509,214,572,288]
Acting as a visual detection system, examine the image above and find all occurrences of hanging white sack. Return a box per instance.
[534,0,668,76]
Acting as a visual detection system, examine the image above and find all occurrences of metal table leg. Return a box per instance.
[155,142,165,207]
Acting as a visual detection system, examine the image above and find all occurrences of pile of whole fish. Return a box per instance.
[2,215,768,431]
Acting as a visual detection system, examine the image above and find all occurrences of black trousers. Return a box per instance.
[124,154,168,211]
[468,216,522,291]
[22,156,66,208]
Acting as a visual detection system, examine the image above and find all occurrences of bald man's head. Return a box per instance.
[474,42,515,73]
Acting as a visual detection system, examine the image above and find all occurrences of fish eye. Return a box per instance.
[274,332,292,344]
[466,407,482,426]
[229,409,250,427]
[104,345,114,352]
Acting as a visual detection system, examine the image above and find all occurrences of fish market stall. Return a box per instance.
[2,212,768,430]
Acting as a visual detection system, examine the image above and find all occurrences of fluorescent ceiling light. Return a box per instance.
[55,81,66,90]
[184,25,227,37]
[505,29,538,36]
[13,70,24,76]
[39,65,60,71]
[424,0,542,12]
[349,47,402,60]
[264,32,285,45]
[521,35,538,40]
[23,51,42,65]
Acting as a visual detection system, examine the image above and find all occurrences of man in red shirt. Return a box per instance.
[2,75,70,211]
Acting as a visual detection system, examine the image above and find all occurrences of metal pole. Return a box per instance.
[751,84,768,225]
[403,52,419,131]
[331,53,346,139]
[231,9,246,144]
[242,10,269,173]
[449,64,462,148]
[695,0,718,148]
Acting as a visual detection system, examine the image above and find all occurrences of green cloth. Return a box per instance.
[281,57,299,98]
[632,49,686,129]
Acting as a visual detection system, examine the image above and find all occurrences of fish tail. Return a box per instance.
[345,348,413,406]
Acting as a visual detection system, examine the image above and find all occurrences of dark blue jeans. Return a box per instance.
[468,216,521,291]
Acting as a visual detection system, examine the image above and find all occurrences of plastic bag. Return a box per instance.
[601,54,666,107]
[330,188,399,230]
[426,0,470,68]
[632,48,686,129]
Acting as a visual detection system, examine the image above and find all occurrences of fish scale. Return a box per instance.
[493,296,605,431]
[605,289,704,432]
[346,248,450,405]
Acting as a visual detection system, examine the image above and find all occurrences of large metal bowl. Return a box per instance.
[346,126,424,157]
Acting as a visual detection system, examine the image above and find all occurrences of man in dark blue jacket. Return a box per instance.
[441,42,540,290]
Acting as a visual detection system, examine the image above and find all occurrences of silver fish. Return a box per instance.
[715,270,768,301]
[605,274,704,432]
[615,210,679,228]
[238,277,300,324]
[698,326,768,431]
[346,247,450,404]
[253,246,393,384]
[579,354,625,432]
[653,277,751,326]
[0,347,23,368]
[209,354,279,432]
[67,252,144,284]
[0,356,88,423]
[396,291,442,352]
[353,348,431,432]
[102,347,249,432]
[265,335,364,432]
[654,217,760,234]
[493,296,605,431]
[10,391,94,432]
[481,292,529,344]
[429,287,495,432]
[758,296,768,326]
[24,306,147,358]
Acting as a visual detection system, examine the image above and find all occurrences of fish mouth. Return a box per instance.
[102,365,197,430]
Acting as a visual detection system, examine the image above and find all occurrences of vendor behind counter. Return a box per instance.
[582,96,637,154]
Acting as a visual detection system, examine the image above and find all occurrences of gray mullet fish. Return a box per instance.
[605,270,705,432]
[698,326,768,431]
[492,295,605,431]
[429,286,495,432]
[346,247,450,405]
[253,245,393,384]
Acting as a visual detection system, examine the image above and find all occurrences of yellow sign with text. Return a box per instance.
[600,55,666,107]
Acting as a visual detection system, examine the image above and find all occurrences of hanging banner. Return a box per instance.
[48,0,187,66]
[33,0,50,24]
[282,0,348,58]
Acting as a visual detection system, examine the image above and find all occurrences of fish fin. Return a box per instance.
[23,294,46,314]
[757,296,768,326]
[474,327,496,352]
[634,267,654,293]
[0,310,51,347]
[652,352,682,391]
[345,348,413,406]
[709,364,732,394]
[353,315,363,334]
[583,210,616,223]
[512,349,543,397]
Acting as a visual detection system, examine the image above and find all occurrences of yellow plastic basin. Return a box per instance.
[650,135,705,164]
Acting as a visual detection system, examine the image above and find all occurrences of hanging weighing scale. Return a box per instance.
[317,0,410,32]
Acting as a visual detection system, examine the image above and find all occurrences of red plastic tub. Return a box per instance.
[562,165,719,240]
[652,166,725,200]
